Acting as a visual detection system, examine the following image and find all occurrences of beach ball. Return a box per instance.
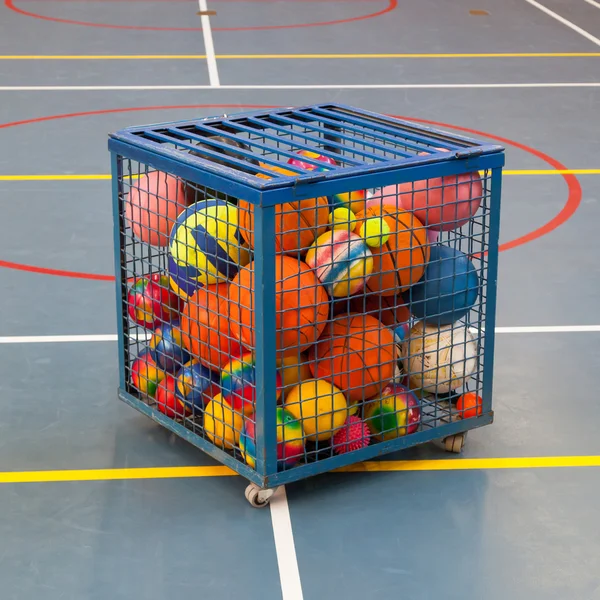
[405,244,479,326]
[174,360,220,413]
[305,229,374,297]
[239,408,305,471]
[401,321,478,394]
[125,171,187,247]
[169,199,250,288]
[127,272,182,329]
[284,379,348,442]
[364,384,421,441]
[332,189,367,214]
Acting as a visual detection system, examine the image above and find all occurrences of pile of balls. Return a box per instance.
[125,143,484,472]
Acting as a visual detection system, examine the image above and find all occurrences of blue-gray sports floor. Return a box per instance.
[1,1,600,599]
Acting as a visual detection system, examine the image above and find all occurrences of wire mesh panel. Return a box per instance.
[109,103,504,492]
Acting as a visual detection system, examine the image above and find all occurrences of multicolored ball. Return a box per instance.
[175,360,220,413]
[203,394,243,450]
[149,323,190,373]
[220,351,282,416]
[239,408,305,471]
[155,374,192,420]
[127,273,181,329]
[287,150,336,172]
[364,384,421,441]
[331,189,367,214]
[332,415,370,455]
[130,350,166,398]
[305,229,374,297]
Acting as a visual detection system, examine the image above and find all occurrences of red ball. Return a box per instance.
[332,416,370,455]
[155,375,191,420]
[287,150,336,172]
[127,273,182,330]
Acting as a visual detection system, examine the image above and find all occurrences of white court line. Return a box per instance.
[1,326,600,345]
[525,0,600,47]
[584,0,600,9]
[1,83,600,92]
[270,487,304,600]
[198,0,220,87]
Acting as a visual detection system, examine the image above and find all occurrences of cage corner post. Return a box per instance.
[251,192,279,486]
[481,164,504,415]
[110,151,128,390]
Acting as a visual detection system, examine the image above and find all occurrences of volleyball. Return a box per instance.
[401,321,478,394]
[169,199,250,288]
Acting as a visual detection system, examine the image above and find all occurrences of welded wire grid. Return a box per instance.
[115,106,496,477]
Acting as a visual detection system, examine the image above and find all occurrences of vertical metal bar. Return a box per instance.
[111,152,127,390]
[252,194,278,481]
[481,166,503,413]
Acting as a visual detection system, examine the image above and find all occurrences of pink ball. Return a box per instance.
[372,148,482,232]
[125,171,187,246]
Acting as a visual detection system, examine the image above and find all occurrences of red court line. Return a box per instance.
[0,105,581,280]
[5,0,397,31]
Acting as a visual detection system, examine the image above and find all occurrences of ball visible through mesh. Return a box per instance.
[332,416,370,455]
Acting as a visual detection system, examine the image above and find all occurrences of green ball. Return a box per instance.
[360,217,391,247]
[328,207,357,231]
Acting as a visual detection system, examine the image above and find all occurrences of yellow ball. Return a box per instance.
[328,207,357,232]
[204,394,243,450]
[359,217,391,248]
[276,354,313,397]
[284,379,348,441]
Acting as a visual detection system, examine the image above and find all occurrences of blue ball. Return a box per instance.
[405,245,479,326]
[149,323,190,373]
[175,361,220,412]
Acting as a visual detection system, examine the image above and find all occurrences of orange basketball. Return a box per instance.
[237,164,329,255]
[309,313,397,403]
[354,205,429,296]
[180,283,243,371]
[347,292,411,327]
[229,256,329,356]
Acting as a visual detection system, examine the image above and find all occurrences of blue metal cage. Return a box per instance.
[109,103,504,495]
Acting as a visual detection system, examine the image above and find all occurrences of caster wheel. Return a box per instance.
[245,483,275,508]
[444,433,466,454]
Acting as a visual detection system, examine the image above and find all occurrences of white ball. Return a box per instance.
[401,322,477,393]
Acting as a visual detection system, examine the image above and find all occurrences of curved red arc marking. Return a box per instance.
[5,0,397,31]
[0,105,582,280]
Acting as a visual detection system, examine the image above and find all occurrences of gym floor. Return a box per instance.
[1,1,600,599]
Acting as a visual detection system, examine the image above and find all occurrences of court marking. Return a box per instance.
[198,0,220,86]
[2,83,600,91]
[4,0,398,31]
[270,487,304,600]
[2,52,600,59]
[524,0,600,47]
[0,456,599,484]
[2,326,600,346]
[0,106,584,277]
[1,169,598,181]
[584,0,600,9]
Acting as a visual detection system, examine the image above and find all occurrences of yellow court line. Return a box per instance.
[0,455,599,484]
[1,52,600,60]
[1,170,599,182]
